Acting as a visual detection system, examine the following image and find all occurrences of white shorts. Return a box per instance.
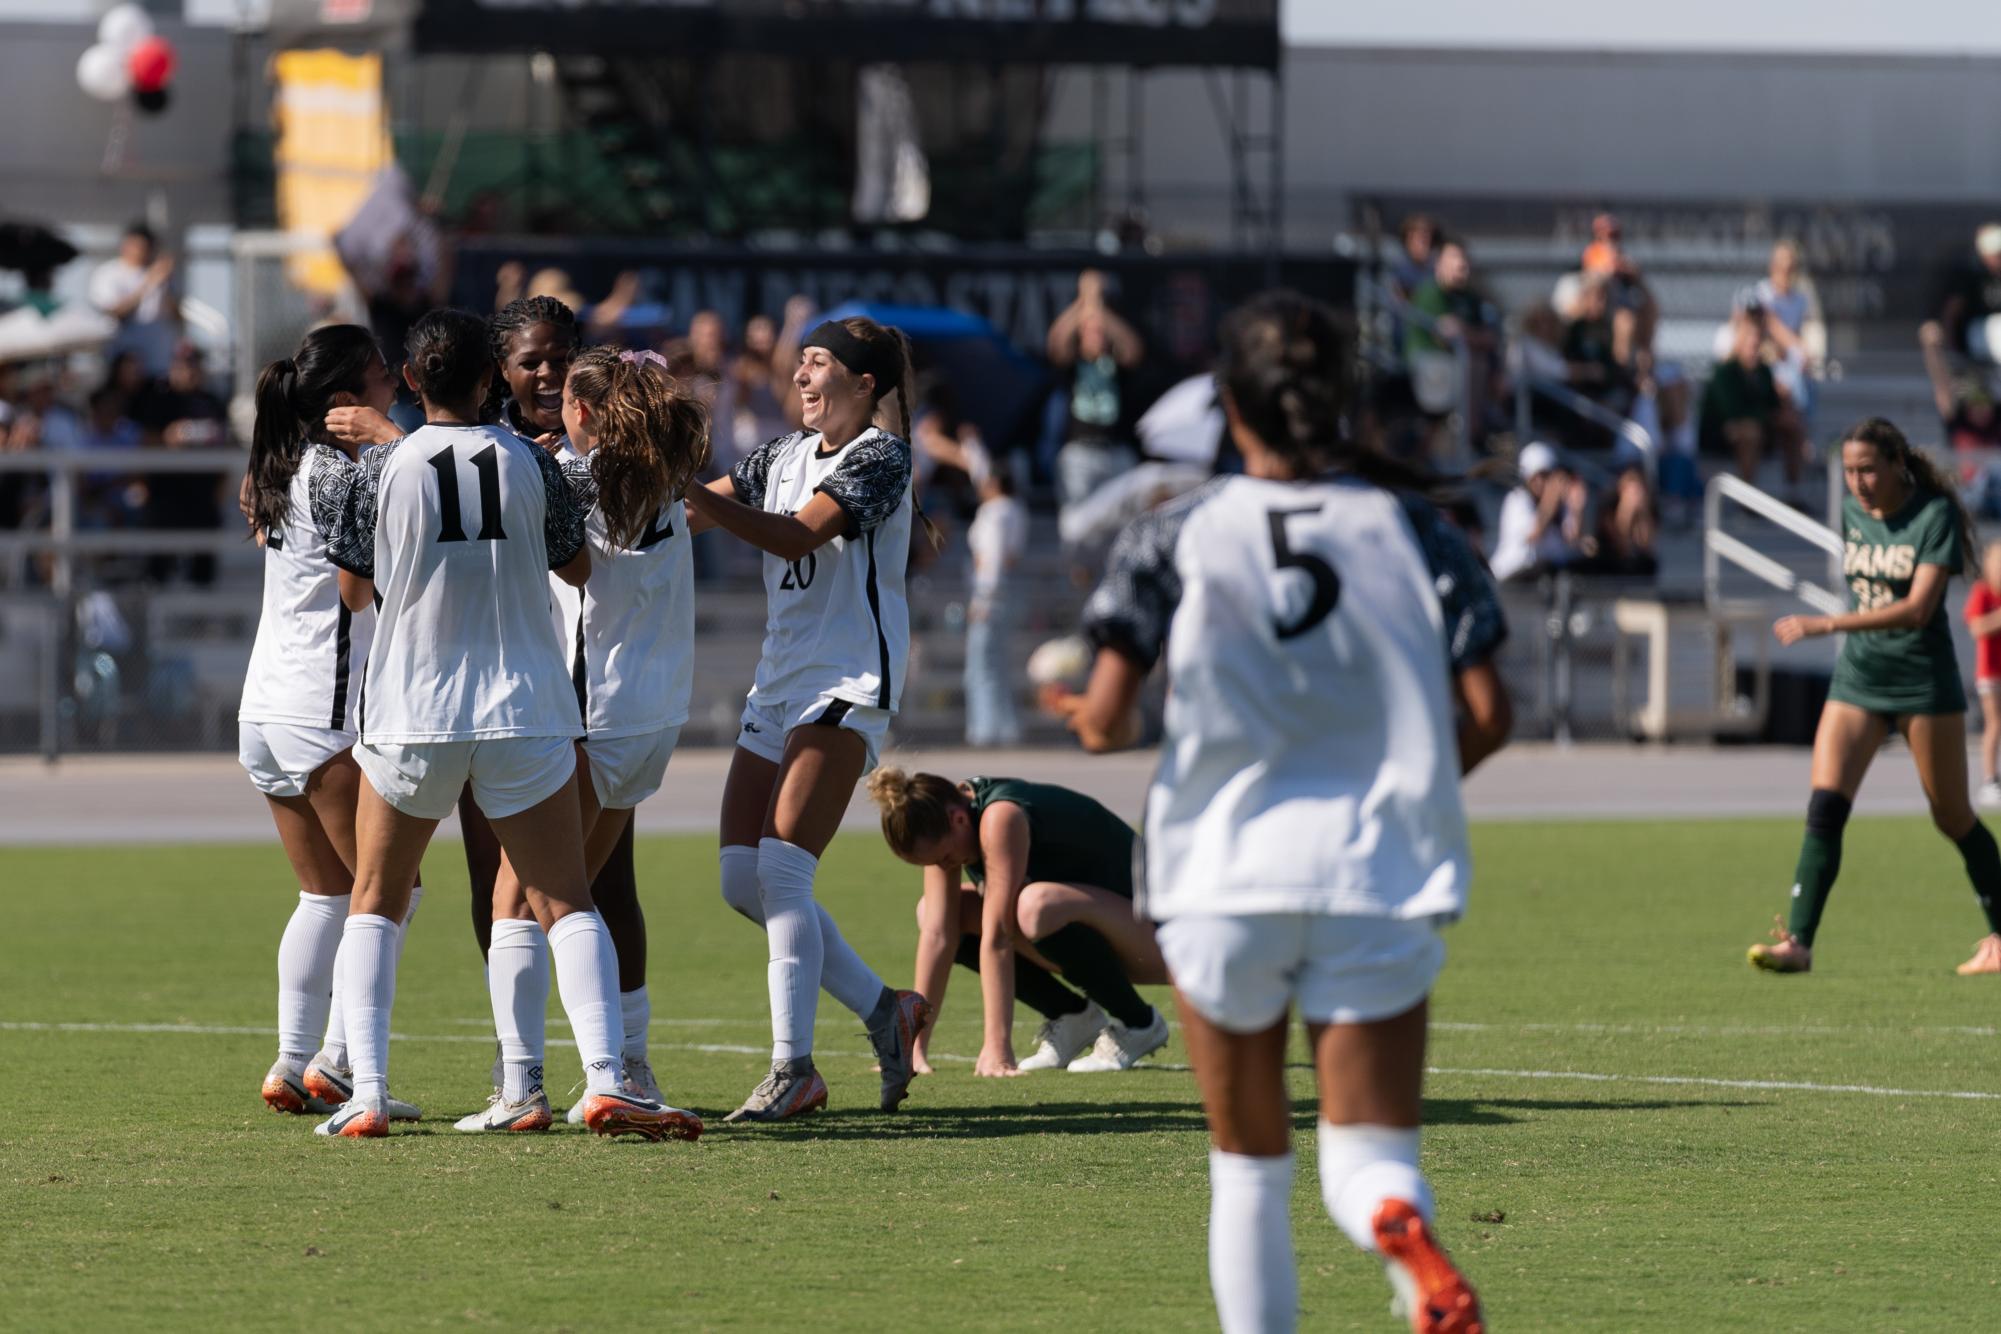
[355,735,577,822]
[583,725,681,810]
[1157,913,1447,1034]
[737,693,891,774]
[239,721,354,799]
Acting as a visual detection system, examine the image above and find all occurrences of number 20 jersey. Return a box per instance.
[332,423,588,744]
[1082,476,1506,923]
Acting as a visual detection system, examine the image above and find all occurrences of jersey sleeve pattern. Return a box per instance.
[321,441,397,578]
[303,446,358,547]
[815,431,912,536]
[1399,494,1509,669]
[538,445,590,571]
[1080,481,1222,669]
[728,432,794,511]
[559,451,600,513]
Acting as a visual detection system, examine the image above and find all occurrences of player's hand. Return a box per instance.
[1773,614,1826,645]
[324,406,403,448]
[1920,320,1946,350]
[534,431,565,454]
[974,1044,1023,1077]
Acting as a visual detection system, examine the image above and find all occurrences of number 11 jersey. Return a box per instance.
[1082,475,1506,923]
[327,423,589,744]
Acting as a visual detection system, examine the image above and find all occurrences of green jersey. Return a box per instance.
[963,777,1136,899]
[1827,490,1966,717]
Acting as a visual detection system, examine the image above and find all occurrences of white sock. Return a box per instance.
[722,844,884,1023]
[620,986,649,1064]
[1208,1150,1298,1334]
[548,910,624,1093]
[488,918,549,1103]
[334,914,399,1103]
[321,886,419,1070]
[1317,1122,1431,1252]
[758,837,823,1062]
[276,891,347,1066]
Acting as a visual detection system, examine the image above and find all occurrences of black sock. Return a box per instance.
[1032,925,1153,1029]
[953,933,1088,1020]
[1955,821,2001,935]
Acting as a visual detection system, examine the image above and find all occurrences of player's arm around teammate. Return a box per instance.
[1750,418,2001,975]
[1062,291,1502,1332]
[240,324,424,1120]
[681,316,932,1123]
[868,768,1171,1076]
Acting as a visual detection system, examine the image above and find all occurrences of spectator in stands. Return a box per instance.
[1403,239,1503,447]
[1937,223,2001,367]
[90,223,177,377]
[1754,239,1825,419]
[1389,213,1438,299]
[54,385,145,530]
[1700,309,1803,489]
[1490,441,1586,582]
[1046,269,1145,514]
[132,341,226,585]
[1562,273,1631,414]
[1921,318,2001,513]
[722,314,791,469]
[1575,213,1658,375]
[963,460,1027,748]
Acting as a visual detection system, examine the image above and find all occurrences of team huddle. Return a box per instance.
[233,284,1534,1333]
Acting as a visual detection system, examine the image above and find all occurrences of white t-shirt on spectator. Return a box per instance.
[89,259,175,374]
[1489,486,1572,583]
[967,494,1026,603]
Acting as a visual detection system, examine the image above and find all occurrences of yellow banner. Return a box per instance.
[271,49,390,296]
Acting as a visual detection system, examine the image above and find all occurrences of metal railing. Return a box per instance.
[1702,471,1844,616]
[1509,362,1658,483]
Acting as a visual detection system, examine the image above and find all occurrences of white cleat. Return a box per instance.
[454,1091,553,1133]
[624,1056,664,1103]
[1017,1002,1110,1072]
[1981,780,2001,810]
[1066,1007,1170,1072]
[313,1094,389,1139]
[300,1055,422,1121]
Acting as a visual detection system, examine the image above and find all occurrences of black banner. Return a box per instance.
[452,240,1349,378]
[410,0,1279,68]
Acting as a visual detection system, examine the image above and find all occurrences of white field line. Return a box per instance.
[7,1019,2001,1100]
[1432,1020,2001,1039]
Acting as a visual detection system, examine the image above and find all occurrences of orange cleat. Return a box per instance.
[1373,1199,1484,1334]
[723,1065,829,1124]
[581,1090,704,1142]
[1748,915,1812,974]
[314,1097,390,1139]
[1956,933,2001,975]
[261,1064,312,1115]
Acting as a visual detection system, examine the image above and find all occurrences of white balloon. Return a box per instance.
[97,3,153,51]
[76,43,130,102]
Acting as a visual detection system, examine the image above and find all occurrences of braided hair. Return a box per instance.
[485,294,579,424]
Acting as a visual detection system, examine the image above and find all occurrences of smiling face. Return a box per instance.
[795,345,873,436]
[331,349,399,417]
[500,321,573,433]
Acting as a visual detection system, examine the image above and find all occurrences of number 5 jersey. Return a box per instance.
[1082,475,1507,923]
[324,423,591,744]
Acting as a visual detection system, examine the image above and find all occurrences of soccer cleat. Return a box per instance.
[1981,780,2001,809]
[723,1064,829,1123]
[313,1095,390,1139]
[1017,1003,1110,1072]
[1956,933,2001,975]
[454,1091,553,1133]
[624,1056,664,1103]
[301,1055,422,1121]
[1066,1007,1170,1072]
[1747,915,1812,973]
[868,990,933,1112]
[1374,1198,1484,1334]
[580,1089,703,1142]
[261,1062,317,1115]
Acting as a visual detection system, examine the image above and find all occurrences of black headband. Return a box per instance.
[803,321,902,394]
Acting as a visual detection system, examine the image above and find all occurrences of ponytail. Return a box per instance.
[865,766,966,859]
[247,324,383,535]
[1842,415,1977,573]
[875,327,943,551]
[567,346,712,549]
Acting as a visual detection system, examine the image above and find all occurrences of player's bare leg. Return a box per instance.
[1903,712,2001,975]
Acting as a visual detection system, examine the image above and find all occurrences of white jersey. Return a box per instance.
[729,427,912,711]
[548,444,694,738]
[238,443,375,731]
[1082,476,1507,923]
[325,423,590,744]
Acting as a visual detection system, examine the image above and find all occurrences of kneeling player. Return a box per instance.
[867,768,1168,1075]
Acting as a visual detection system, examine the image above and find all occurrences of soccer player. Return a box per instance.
[865,766,1169,1075]
[315,307,682,1140]
[1963,540,2001,807]
[462,346,709,1134]
[1057,290,1507,1333]
[240,325,418,1122]
[681,315,931,1122]
[1750,417,2001,976]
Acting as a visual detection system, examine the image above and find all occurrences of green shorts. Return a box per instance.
[1826,659,1966,723]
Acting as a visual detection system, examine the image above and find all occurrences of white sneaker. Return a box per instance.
[1066,1008,1169,1072]
[1017,1003,1109,1071]
[454,1091,553,1133]
[1980,780,2001,809]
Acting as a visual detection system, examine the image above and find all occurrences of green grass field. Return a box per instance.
[8,815,2001,1331]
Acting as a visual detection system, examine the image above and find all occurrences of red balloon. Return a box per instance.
[127,36,175,96]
